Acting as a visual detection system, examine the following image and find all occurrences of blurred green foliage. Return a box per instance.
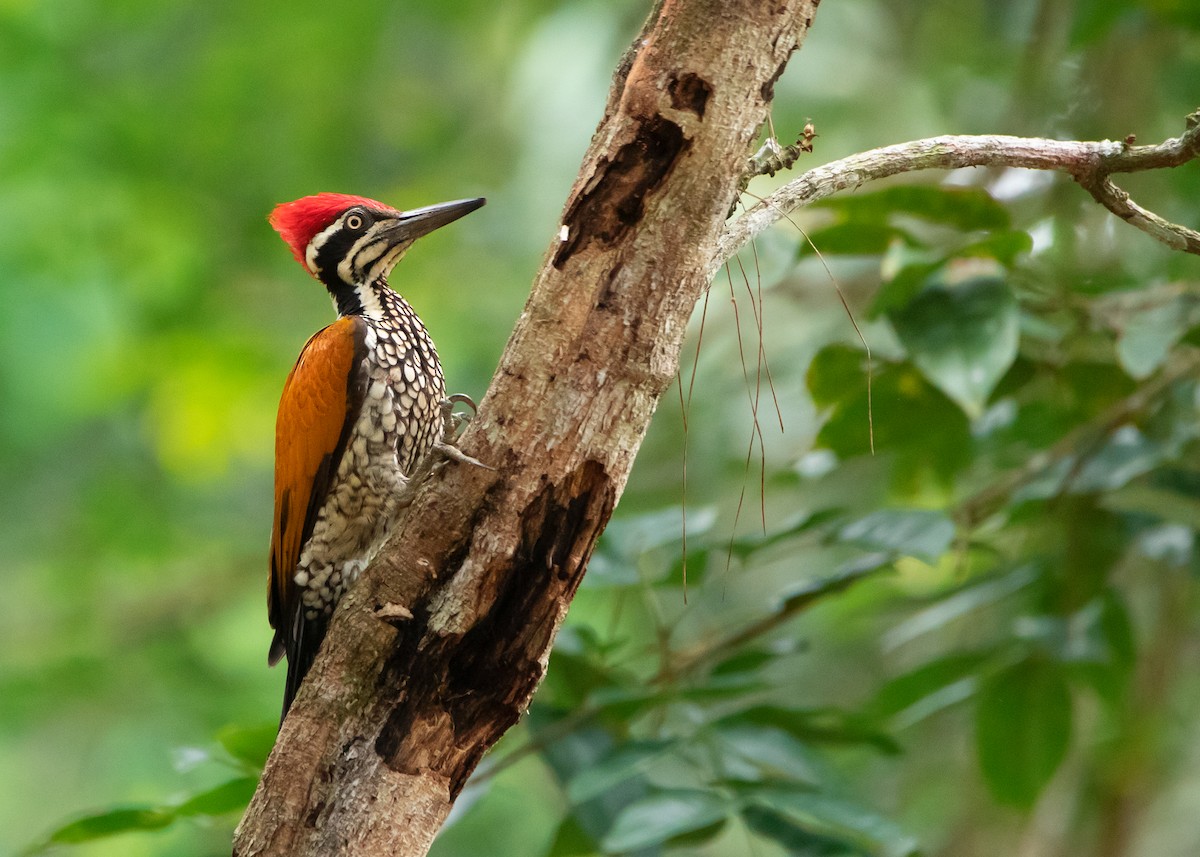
[3,0,1200,856]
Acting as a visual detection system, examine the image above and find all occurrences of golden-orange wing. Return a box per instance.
[268,316,367,674]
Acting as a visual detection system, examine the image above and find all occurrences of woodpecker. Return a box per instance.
[267,191,485,717]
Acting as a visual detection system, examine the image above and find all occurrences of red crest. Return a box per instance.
[269,193,398,269]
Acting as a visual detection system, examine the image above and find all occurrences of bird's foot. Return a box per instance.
[396,396,493,511]
[431,394,493,470]
[440,393,479,443]
[395,397,493,511]
[395,436,494,509]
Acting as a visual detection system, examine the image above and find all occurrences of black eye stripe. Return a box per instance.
[350,236,389,273]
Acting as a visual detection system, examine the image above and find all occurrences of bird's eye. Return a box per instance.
[345,212,366,231]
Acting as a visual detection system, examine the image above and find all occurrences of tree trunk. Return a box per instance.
[233,1,819,853]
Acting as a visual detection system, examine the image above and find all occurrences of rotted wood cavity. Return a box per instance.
[668,72,712,117]
[553,117,687,269]
[374,460,615,797]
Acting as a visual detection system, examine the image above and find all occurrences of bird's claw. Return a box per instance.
[440,393,479,443]
[432,440,495,471]
[446,392,479,414]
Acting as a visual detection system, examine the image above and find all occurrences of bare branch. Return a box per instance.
[714,109,1200,275]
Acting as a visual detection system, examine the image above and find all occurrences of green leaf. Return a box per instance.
[775,560,893,615]
[544,646,628,711]
[975,658,1072,807]
[720,705,899,755]
[889,275,1019,419]
[956,230,1033,267]
[581,551,641,587]
[799,222,916,257]
[600,789,729,853]
[715,724,824,785]
[566,740,677,804]
[885,566,1037,648]
[589,506,718,588]
[677,672,770,700]
[743,790,921,857]
[603,506,716,559]
[546,815,597,857]
[807,344,870,407]
[837,509,955,563]
[809,351,973,484]
[727,508,847,559]
[1013,427,1164,502]
[46,806,175,844]
[583,679,766,723]
[587,685,672,721]
[710,647,780,678]
[216,722,277,770]
[1071,590,1137,703]
[873,244,947,317]
[174,776,258,817]
[742,804,866,856]
[1116,296,1193,380]
[818,184,1010,231]
[1075,429,1167,493]
[871,651,994,720]
[664,546,711,586]
[1070,0,1129,44]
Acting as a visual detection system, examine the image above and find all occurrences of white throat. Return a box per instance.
[354,281,386,320]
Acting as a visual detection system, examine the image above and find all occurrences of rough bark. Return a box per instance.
[232,1,820,854]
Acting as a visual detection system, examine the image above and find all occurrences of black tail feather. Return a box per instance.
[278,614,327,723]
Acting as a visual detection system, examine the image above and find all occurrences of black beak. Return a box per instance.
[384,197,486,244]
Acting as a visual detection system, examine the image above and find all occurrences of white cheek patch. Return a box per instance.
[351,237,388,273]
[367,243,410,283]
